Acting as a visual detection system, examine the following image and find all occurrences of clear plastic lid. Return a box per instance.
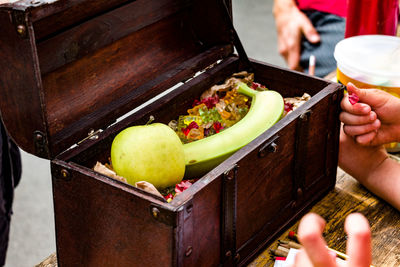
[334,35,400,87]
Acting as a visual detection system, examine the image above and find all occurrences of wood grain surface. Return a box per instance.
[250,156,400,267]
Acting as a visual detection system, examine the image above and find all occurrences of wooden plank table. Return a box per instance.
[36,158,400,267]
[250,157,400,267]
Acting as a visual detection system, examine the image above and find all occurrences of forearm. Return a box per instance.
[361,157,400,211]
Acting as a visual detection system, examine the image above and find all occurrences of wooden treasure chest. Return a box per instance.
[0,0,344,266]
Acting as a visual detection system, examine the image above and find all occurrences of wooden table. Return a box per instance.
[36,157,400,267]
[249,157,400,267]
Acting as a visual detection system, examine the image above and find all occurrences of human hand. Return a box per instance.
[273,0,320,71]
[291,213,371,267]
[340,82,400,146]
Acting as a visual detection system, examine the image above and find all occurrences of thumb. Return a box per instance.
[346,82,361,96]
[301,18,320,43]
[347,82,388,108]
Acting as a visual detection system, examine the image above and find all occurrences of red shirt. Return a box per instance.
[297,0,347,17]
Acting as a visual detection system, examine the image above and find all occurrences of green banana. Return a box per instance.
[183,82,284,178]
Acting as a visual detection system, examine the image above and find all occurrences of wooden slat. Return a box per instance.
[31,0,132,40]
[37,0,192,74]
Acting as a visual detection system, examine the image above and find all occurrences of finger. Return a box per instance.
[283,26,302,70]
[300,15,320,43]
[278,38,289,59]
[341,95,372,115]
[347,82,389,108]
[298,213,336,267]
[355,131,378,145]
[292,250,337,267]
[339,111,377,126]
[345,213,372,267]
[343,119,381,136]
[286,41,301,70]
[292,248,314,267]
[346,82,361,96]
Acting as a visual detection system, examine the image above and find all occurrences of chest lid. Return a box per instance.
[0,0,237,159]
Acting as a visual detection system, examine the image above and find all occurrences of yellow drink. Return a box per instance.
[337,68,400,97]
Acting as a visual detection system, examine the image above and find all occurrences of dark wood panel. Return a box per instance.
[37,0,192,74]
[31,0,133,40]
[52,160,175,266]
[303,97,330,187]
[0,10,48,157]
[236,124,296,248]
[185,178,222,266]
[43,13,198,136]
[324,87,342,181]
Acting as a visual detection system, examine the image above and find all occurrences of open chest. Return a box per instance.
[0,0,344,266]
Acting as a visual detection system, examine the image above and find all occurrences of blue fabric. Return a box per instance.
[300,11,346,78]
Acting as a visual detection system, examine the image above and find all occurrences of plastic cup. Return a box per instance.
[334,35,400,151]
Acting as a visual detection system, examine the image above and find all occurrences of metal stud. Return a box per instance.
[185,246,193,257]
[234,253,240,262]
[186,204,193,214]
[60,169,70,180]
[35,132,43,142]
[268,142,278,153]
[151,207,160,219]
[225,250,232,258]
[297,188,303,198]
[16,25,26,36]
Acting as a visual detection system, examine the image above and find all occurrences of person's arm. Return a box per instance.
[362,155,400,211]
[292,213,371,267]
[273,0,320,71]
[340,82,400,145]
[339,127,400,211]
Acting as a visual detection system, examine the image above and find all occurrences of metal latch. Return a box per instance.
[258,135,280,158]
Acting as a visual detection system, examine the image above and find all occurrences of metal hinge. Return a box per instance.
[77,129,102,146]
[258,135,280,158]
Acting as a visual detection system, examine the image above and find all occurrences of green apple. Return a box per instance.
[111,123,185,189]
